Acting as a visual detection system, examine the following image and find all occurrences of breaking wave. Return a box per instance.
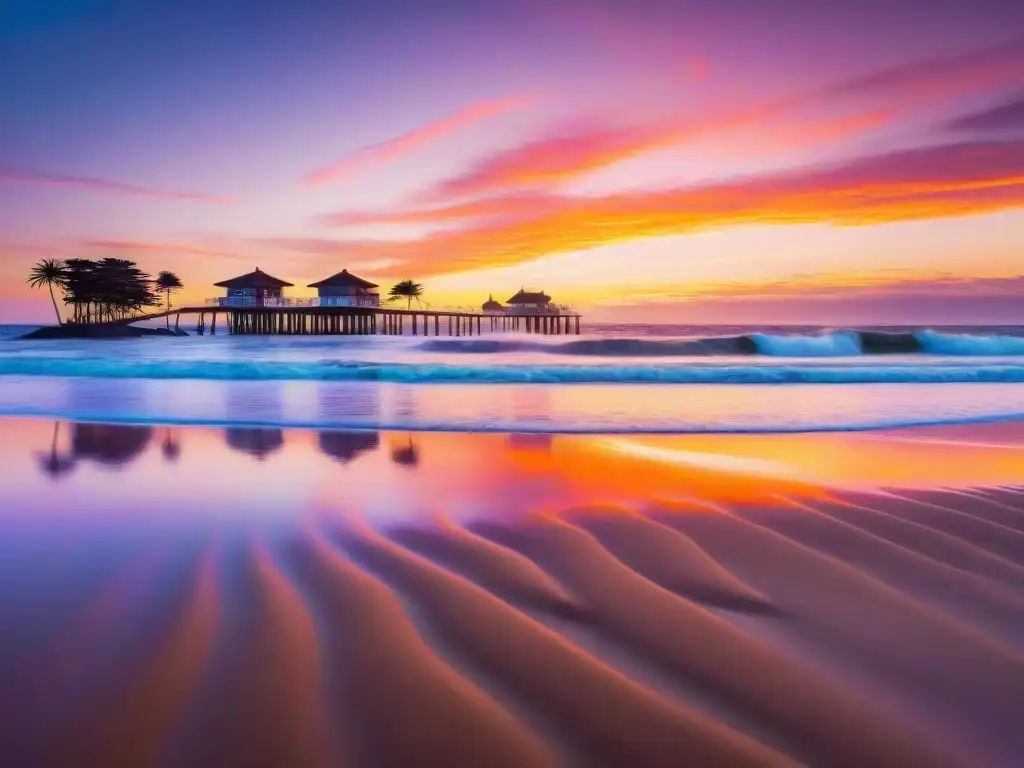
[420,330,1024,357]
[916,330,1024,356]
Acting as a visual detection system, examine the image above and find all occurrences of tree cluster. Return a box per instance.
[27,257,183,325]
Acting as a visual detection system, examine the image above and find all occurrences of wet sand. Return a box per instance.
[1,419,1023,766]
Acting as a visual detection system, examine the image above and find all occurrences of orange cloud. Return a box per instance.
[302,93,538,186]
[303,138,1024,277]
[0,168,234,204]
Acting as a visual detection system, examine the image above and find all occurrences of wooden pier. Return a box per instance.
[127,305,582,336]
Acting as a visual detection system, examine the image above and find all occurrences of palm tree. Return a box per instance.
[388,279,423,309]
[155,271,184,328]
[60,258,160,324]
[26,259,67,325]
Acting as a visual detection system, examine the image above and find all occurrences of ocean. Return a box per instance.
[1,322,1023,432]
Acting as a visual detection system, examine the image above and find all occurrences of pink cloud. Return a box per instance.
[0,168,234,204]
[403,38,1024,205]
[302,93,539,186]
[319,192,562,227]
[305,137,1024,277]
[81,239,235,257]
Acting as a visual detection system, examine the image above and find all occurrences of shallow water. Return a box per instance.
[3,377,1024,432]
[2,326,1024,431]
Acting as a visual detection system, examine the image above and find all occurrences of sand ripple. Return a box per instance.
[2,489,1024,766]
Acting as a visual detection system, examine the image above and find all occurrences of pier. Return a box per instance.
[120,268,582,336]
[127,302,582,336]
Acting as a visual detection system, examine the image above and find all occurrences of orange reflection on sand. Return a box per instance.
[504,435,832,513]
[593,431,1024,492]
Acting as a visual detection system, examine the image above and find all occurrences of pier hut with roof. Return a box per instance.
[481,294,505,313]
[506,288,551,313]
[307,269,380,307]
[214,267,293,306]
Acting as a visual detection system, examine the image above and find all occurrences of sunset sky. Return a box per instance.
[2,0,1023,324]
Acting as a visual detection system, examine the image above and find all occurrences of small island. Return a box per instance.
[22,257,187,339]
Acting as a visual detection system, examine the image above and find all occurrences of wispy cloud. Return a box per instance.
[0,242,72,256]
[807,37,1024,105]
[81,239,237,257]
[656,271,1024,302]
[302,93,539,187]
[308,138,1024,277]
[947,94,1024,132]
[597,272,1024,324]
[401,38,1024,204]
[320,192,561,227]
[420,107,897,203]
[414,113,763,202]
[0,168,234,204]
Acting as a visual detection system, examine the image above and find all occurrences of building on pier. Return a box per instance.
[214,267,293,306]
[506,288,551,313]
[307,269,380,307]
[481,294,505,313]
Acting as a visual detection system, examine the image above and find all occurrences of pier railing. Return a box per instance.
[203,297,579,315]
[206,296,381,308]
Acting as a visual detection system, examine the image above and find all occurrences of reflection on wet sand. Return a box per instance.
[4,418,1024,766]
[224,428,284,460]
[35,422,77,481]
[317,430,380,464]
[221,381,287,461]
[161,428,182,462]
[71,423,152,468]
[390,434,420,467]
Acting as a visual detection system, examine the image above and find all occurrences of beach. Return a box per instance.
[1,415,1023,767]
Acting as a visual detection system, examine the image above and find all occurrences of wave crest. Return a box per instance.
[915,330,1024,356]
[417,330,1024,358]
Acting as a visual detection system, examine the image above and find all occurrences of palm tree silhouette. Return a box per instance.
[155,271,184,329]
[36,422,76,480]
[388,279,424,309]
[26,259,67,325]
